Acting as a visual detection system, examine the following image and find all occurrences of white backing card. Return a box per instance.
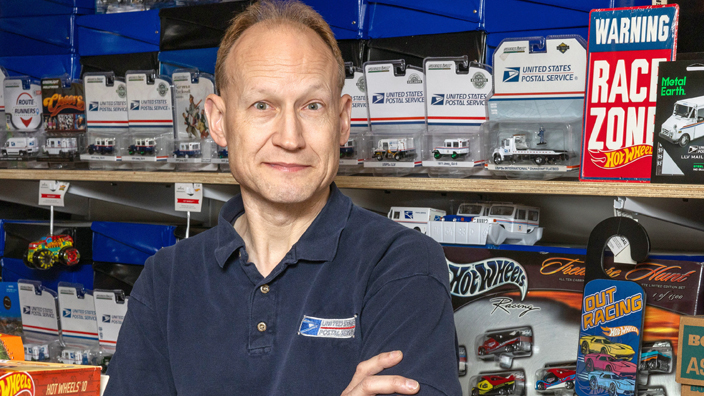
[58,285,99,342]
[93,290,129,348]
[364,62,426,129]
[342,70,368,129]
[173,71,213,139]
[174,183,203,212]
[425,61,492,127]
[3,77,43,131]
[18,281,59,336]
[83,74,128,128]
[125,72,174,129]
[38,180,69,207]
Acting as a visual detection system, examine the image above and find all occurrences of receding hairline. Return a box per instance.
[216,16,345,95]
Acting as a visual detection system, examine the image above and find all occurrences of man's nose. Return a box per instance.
[271,106,306,151]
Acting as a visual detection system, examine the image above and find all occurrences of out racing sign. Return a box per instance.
[580,5,679,182]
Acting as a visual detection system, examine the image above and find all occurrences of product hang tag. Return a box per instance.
[575,217,650,396]
[38,180,70,207]
[174,183,203,212]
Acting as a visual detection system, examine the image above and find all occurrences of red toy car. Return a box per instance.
[478,329,531,356]
[585,353,637,378]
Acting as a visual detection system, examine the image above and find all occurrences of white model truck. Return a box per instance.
[428,202,543,245]
[492,134,568,165]
[374,138,416,161]
[1,137,39,157]
[432,138,470,159]
[387,206,446,234]
[43,137,78,157]
[659,96,704,146]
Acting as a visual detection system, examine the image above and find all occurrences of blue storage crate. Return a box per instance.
[76,10,160,56]
[159,48,218,76]
[302,0,361,39]
[485,27,589,66]
[1,258,93,291]
[91,222,177,265]
[511,0,651,12]
[0,15,76,57]
[0,0,94,18]
[0,54,81,80]
[365,1,481,38]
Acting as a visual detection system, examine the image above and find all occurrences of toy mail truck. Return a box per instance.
[374,138,416,161]
[1,137,39,157]
[492,134,568,165]
[659,96,704,146]
[387,207,446,234]
[173,141,201,158]
[432,138,470,159]
[87,137,115,155]
[43,137,78,157]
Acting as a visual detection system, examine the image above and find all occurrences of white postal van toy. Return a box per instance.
[659,95,704,147]
[2,137,39,157]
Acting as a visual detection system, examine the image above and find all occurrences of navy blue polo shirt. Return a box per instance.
[105,184,461,396]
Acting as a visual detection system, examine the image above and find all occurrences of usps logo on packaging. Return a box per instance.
[503,67,520,83]
[22,306,31,315]
[404,210,413,219]
[299,315,355,338]
[372,93,385,104]
[62,309,72,318]
[130,101,140,111]
[89,102,99,112]
[102,314,111,323]
[432,94,445,106]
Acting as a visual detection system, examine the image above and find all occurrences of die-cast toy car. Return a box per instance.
[23,234,80,270]
[584,353,636,378]
[580,336,634,361]
[535,368,575,391]
[472,374,516,396]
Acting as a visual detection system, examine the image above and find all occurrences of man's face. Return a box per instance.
[207,23,351,205]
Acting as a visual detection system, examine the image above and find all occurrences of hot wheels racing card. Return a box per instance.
[580,5,679,183]
[651,61,704,183]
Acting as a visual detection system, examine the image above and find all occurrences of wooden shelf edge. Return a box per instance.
[0,169,703,199]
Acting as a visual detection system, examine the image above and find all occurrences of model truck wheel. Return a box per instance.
[375,153,383,161]
[451,152,458,159]
[534,156,545,165]
[1,150,6,156]
[537,383,546,391]
[566,381,574,390]
[19,150,26,156]
[434,151,441,159]
[88,147,95,154]
[394,153,401,161]
[679,134,691,147]
[59,247,80,266]
[493,154,502,164]
[34,249,54,270]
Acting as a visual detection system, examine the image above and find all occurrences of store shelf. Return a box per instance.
[0,169,703,199]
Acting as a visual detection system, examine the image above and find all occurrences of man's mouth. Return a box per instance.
[265,162,310,172]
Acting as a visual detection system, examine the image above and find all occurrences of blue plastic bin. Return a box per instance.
[0,15,76,57]
[91,222,177,265]
[0,0,94,18]
[0,54,81,80]
[76,10,160,56]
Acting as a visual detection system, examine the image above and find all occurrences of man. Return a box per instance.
[104,1,461,395]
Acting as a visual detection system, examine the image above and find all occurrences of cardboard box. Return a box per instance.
[0,334,24,361]
[681,384,704,396]
[0,360,100,396]
[677,316,704,385]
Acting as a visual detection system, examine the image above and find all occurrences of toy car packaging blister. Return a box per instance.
[38,76,87,167]
[338,62,368,174]
[0,360,101,396]
[93,289,128,372]
[2,76,44,166]
[170,68,217,171]
[470,370,526,396]
[79,72,129,169]
[423,56,491,177]
[580,5,679,183]
[363,60,424,175]
[487,35,586,180]
[0,67,7,169]
[447,242,704,396]
[17,280,61,363]
[124,70,174,170]
[651,61,704,183]
[56,283,99,366]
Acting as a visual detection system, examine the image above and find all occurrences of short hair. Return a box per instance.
[215,0,345,94]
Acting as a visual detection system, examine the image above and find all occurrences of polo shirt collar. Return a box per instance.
[214,183,352,268]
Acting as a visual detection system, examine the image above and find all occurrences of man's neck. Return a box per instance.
[234,186,331,278]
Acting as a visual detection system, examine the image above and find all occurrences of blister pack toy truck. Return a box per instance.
[173,142,201,158]
[43,138,78,157]
[128,138,156,155]
[492,134,568,166]
[2,137,39,157]
[432,138,470,159]
[659,96,704,146]
[87,138,115,155]
[374,138,416,161]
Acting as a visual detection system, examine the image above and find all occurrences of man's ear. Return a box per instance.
[339,93,352,146]
[205,93,228,147]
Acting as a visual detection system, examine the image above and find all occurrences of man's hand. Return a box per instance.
[341,351,420,396]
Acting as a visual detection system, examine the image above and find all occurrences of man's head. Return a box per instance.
[205,0,351,207]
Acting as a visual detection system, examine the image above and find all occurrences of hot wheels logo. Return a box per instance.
[0,372,35,396]
[589,144,653,169]
[447,258,528,301]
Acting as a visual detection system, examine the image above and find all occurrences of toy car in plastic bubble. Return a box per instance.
[23,234,80,270]
[478,328,532,357]
[584,353,636,378]
[579,336,634,361]
[472,373,516,396]
[588,371,635,396]
[535,368,575,391]
[639,341,672,373]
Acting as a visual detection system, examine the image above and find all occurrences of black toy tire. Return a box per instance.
[375,154,383,161]
[534,156,545,165]
[493,154,502,164]
[35,249,54,270]
[679,134,691,147]
[566,381,574,390]
[394,153,401,161]
[537,383,546,391]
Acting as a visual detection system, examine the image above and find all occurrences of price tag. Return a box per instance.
[38,180,69,207]
[608,235,636,264]
[174,183,203,212]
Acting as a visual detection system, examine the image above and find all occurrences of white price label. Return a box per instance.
[607,235,634,264]
[38,180,69,207]
[174,183,203,212]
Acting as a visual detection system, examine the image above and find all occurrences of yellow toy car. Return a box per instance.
[579,335,634,361]
[24,234,80,270]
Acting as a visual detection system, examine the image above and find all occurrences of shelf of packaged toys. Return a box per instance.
[1,170,704,199]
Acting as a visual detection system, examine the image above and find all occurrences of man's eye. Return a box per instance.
[307,103,321,110]
[254,102,268,110]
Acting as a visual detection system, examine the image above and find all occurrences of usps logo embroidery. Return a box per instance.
[431,94,445,106]
[372,93,385,104]
[503,67,520,83]
[299,315,356,338]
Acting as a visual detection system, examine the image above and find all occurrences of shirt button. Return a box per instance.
[260,284,270,294]
[257,322,267,332]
